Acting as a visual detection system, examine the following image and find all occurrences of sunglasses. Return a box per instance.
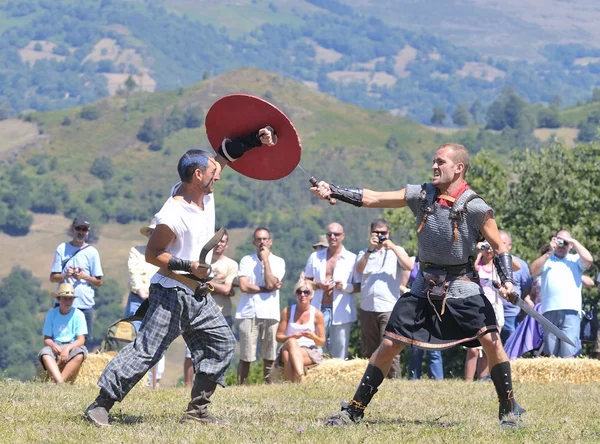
[326,232,343,237]
[295,289,311,295]
[254,237,270,242]
[373,230,388,235]
[74,227,89,232]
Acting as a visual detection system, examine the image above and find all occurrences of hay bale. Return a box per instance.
[71,352,113,387]
[511,357,600,384]
[39,352,148,390]
[272,358,368,384]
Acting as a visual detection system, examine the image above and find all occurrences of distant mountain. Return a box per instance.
[1,0,600,123]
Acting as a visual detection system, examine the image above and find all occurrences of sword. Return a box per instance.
[494,282,576,347]
[132,228,225,319]
[297,164,335,205]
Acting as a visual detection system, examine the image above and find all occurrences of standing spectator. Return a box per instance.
[355,218,413,378]
[126,219,159,330]
[185,230,238,387]
[498,231,533,344]
[405,257,444,380]
[304,222,357,359]
[464,240,503,382]
[125,219,164,388]
[236,227,286,384]
[312,234,328,252]
[50,216,103,346]
[275,278,326,382]
[39,283,88,384]
[529,230,593,357]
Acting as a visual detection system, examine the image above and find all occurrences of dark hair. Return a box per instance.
[177,149,211,183]
[370,218,390,232]
[253,226,270,238]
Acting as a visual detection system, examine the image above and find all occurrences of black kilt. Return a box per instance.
[384,292,498,350]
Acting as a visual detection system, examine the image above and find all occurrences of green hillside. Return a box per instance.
[2,0,600,124]
[0,68,441,289]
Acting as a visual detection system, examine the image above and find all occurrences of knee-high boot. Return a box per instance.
[327,364,384,425]
[490,361,526,427]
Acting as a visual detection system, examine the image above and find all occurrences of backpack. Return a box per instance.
[580,300,598,343]
[99,315,139,356]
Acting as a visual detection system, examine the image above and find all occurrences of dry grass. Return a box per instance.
[18,40,66,64]
[0,119,40,155]
[2,374,600,443]
[534,127,579,147]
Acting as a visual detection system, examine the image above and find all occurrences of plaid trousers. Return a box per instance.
[99,284,235,401]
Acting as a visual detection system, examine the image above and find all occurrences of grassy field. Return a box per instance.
[1,377,600,443]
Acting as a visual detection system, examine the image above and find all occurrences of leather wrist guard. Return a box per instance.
[493,252,513,284]
[329,184,363,207]
[218,129,264,162]
[168,257,192,273]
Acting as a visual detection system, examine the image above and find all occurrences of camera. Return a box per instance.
[479,242,492,251]
[377,234,387,244]
[555,238,565,247]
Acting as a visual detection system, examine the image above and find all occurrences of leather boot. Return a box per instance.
[182,374,220,424]
[84,390,115,427]
[327,364,384,426]
[490,361,526,429]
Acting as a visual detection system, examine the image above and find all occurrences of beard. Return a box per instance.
[74,233,87,242]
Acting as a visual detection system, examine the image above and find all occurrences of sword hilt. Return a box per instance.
[492,281,518,304]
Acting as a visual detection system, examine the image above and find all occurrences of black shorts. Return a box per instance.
[384,292,498,350]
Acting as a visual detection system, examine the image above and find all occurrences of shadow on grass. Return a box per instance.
[364,417,457,428]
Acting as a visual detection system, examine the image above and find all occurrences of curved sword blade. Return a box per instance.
[512,296,576,347]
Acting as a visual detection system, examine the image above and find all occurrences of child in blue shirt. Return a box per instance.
[39,283,88,383]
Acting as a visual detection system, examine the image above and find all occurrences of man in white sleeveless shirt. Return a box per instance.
[84,128,275,426]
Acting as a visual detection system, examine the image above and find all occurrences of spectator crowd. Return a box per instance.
[42,215,597,385]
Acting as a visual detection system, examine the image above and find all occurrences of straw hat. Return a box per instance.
[312,234,328,249]
[140,218,157,236]
[52,282,77,298]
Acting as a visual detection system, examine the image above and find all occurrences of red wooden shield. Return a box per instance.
[205,94,301,180]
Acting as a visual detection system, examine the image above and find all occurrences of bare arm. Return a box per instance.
[570,238,594,269]
[530,252,550,277]
[261,252,280,290]
[238,276,271,294]
[311,182,408,209]
[210,281,233,296]
[275,308,290,343]
[303,310,326,347]
[146,223,208,279]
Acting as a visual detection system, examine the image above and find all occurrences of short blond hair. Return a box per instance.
[439,143,470,175]
[293,278,314,295]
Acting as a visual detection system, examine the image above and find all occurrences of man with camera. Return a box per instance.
[529,230,593,357]
[354,218,413,378]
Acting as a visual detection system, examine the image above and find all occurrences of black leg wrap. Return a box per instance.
[490,361,526,421]
[344,364,384,419]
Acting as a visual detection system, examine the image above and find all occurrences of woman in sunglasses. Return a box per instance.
[275,278,326,382]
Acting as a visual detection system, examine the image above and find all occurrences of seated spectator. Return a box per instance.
[275,279,325,383]
[38,283,88,384]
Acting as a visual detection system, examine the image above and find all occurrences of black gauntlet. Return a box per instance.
[218,128,268,162]
[330,184,363,207]
[168,257,192,273]
[493,252,513,284]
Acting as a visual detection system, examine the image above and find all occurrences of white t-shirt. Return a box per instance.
[304,246,357,325]
[236,253,286,320]
[150,194,215,295]
[356,246,406,312]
